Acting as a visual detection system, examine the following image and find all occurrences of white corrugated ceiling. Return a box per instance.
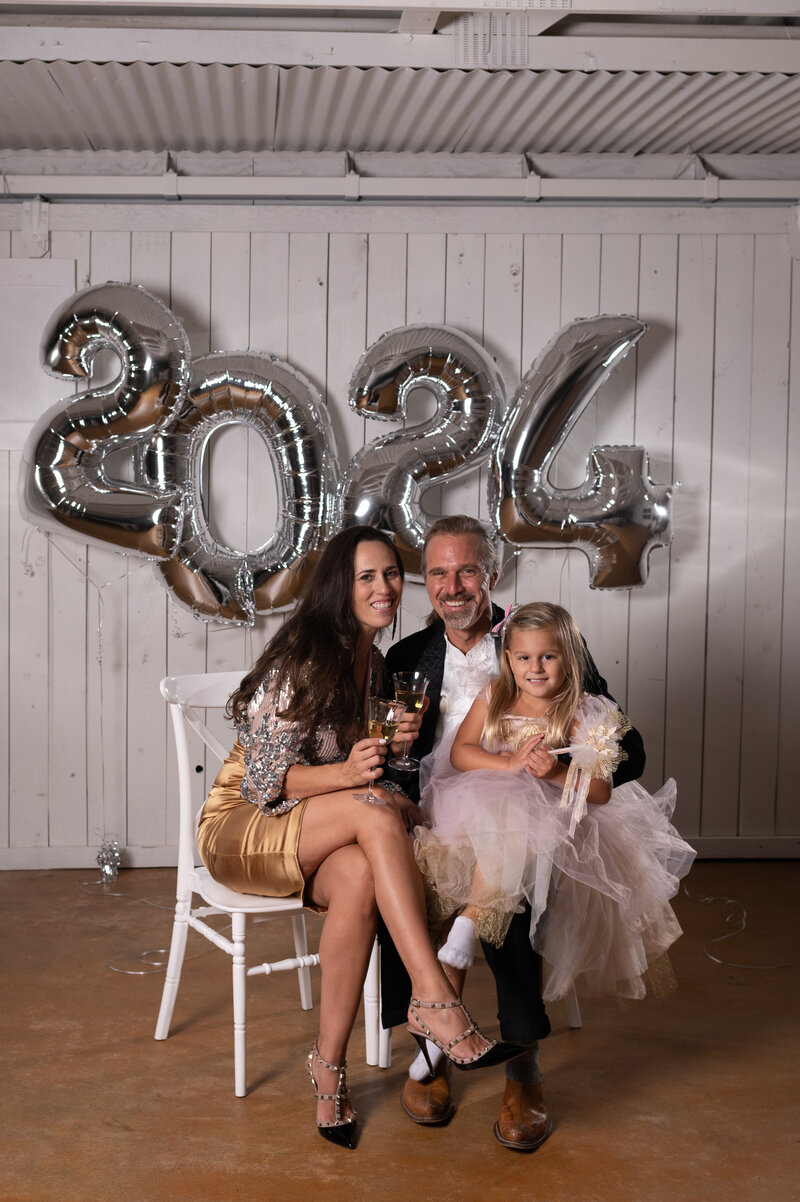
[2,61,799,157]
[1,4,799,176]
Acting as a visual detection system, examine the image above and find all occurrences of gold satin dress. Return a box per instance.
[198,742,311,902]
[195,666,359,909]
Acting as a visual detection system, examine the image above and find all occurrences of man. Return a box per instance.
[382,514,645,1151]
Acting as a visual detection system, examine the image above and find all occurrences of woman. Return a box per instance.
[197,526,521,1149]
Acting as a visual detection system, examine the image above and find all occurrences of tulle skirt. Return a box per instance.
[414,767,696,1002]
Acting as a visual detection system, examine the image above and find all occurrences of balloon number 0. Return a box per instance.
[21,283,674,626]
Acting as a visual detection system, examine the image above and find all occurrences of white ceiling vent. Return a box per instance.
[452,13,531,69]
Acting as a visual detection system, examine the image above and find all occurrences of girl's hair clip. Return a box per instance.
[491,603,518,638]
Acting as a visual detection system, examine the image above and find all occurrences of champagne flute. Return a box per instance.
[353,696,407,804]
[389,672,430,771]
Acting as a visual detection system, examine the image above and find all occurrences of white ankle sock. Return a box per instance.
[408,1038,444,1081]
[437,914,476,969]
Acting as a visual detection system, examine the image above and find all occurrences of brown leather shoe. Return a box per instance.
[400,1062,455,1125]
[493,1080,552,1151]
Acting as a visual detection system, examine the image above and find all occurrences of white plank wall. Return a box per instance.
[1,202,799,866]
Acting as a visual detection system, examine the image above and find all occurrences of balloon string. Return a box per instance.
[80,880,231,975]
[167,594,186,639]
[681,883,790,970]
[44,529,149,592]
[43,531,149,665]
[40,533,149,841]
[20,524,36,576]
[97,586,106,823]
[557,548,571,606]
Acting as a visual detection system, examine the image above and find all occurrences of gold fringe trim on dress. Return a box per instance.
[415,837,516,949]
[643,953,678,998]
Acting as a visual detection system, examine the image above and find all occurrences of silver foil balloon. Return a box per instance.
[20,282,187,558]
[150,351,339,625]
[21,284,674,624]
[490,315,673,588]
[337,325,505,576]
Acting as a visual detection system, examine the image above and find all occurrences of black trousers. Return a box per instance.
[379,907,551,1043]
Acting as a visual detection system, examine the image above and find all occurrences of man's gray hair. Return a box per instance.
[421,515,498,577]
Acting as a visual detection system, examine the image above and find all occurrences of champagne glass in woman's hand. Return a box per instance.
[389,672,430,771]
[353,696,407,804]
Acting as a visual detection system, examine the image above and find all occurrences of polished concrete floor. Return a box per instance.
[1,860,797,1202]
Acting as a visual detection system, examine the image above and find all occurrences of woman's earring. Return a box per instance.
[392,613,398,638]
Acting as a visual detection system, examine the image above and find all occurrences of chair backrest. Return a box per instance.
[161,671,243,876]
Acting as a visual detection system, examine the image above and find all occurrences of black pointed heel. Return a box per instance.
[407,997,524,1073]
[306,1041,358,1149]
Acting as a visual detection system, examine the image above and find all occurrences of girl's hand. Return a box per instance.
[525,743,562,781]
[338,737,387,787]
[389,696,429,755]
[507,734,546,773]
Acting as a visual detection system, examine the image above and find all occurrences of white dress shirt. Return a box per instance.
[419,632,500,793]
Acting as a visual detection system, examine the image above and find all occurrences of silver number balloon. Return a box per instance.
[490,315,673,588]
[20,282,187,557]
[150,352,339,625]
[22,285,676,625]
[337,325,505,575]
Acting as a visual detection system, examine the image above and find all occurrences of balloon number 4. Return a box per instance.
[20,283,674,626]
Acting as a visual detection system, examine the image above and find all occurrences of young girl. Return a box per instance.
[414,602,696,1005]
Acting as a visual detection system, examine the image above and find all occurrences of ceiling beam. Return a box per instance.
[1,1,798,12]
[1,25,799,72]
[4,170,800,203]
[4,149,799,179]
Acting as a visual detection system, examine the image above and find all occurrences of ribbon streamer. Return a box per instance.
[682,884,790,971]
[79,878,224,974]
[556,757,592,837]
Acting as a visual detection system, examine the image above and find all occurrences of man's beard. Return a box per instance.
[438,594,481,631]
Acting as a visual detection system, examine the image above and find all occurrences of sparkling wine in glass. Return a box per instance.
[353,696,407,804]
[389,672,430,771]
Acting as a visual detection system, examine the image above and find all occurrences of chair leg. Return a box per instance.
[363,938,380,1066]
[154,901,190,1040]
[291,914,314,1011]
[378,1023,393,1070]
[232,911,248,1097]
[566,985,582,1029]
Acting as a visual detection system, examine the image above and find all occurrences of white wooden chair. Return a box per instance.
[154,671,389,1097]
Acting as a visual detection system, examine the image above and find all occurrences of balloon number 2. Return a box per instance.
[338,324,505,573]
[20,283,674,626]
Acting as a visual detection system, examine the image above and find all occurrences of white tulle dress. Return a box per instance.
[414,691,696,1002]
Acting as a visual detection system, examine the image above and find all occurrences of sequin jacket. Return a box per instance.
[236,648,384,816]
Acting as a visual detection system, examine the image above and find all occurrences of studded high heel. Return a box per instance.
[306,1040,358,1149]
[407,997,524,1073]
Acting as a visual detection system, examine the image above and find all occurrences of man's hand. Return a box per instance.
[389,695,429,755]
[397,795,424,832]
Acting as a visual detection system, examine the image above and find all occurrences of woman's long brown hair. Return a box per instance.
[227,526,403,754]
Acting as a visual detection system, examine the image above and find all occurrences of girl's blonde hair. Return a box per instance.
[483,602,589,750]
